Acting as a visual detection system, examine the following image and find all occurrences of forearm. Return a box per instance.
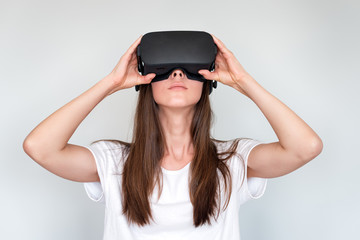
[24,75,115,161]
[237,74,322,160]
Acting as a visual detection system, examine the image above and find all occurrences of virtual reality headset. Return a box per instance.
[136,31,218,94]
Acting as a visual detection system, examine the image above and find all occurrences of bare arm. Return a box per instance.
[23,35,156,182]
[199,34,323,179]
[237,75,322,178]
[23,77,113,182]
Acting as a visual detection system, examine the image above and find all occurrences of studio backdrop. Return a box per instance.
[1,0,359,239]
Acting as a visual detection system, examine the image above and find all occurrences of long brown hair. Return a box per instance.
[115,81,242,227]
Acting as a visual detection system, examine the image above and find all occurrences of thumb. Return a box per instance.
[142,73,156,84]
[198,70,218,81]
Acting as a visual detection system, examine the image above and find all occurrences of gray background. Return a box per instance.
[1,0,359,239]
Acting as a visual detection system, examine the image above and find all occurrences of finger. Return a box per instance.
[139,73,156,84]
[198,69,219,81]
[125,35,143,56]
[211,34,233,57]
[122,50,139,71]
[129,51,137,63]
[215,51,226,64]
[211,34,226,51]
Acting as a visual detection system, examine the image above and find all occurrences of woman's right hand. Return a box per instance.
[106,35,156,95]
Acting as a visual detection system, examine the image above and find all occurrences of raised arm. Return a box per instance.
[198,35,323,179]
[23,36,156,182]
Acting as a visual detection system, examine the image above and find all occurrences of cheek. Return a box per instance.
[190,82,204,99]
[151,82,165,103]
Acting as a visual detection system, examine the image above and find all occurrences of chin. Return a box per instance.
[158,101,198,110]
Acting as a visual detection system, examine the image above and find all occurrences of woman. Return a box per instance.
[23,34,323,239]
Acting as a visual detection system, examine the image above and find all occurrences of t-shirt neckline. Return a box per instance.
[161,161,191,175]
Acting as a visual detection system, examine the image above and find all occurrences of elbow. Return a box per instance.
[23,137,35,159]
[23,137,45,163]
[23,136,32,156]
[299,136,323,163]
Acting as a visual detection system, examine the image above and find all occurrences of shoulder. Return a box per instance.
[87,139,130,166]
[212,137,262,174]
[212,137,261,155]
[90,139,130,151]
[211,138,237,152]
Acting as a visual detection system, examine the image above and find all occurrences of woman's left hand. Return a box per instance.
[198,34,250,95]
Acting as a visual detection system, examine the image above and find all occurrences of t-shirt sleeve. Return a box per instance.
[235,138,268,206]
[83,141,111,204]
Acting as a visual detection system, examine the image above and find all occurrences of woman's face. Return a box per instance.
[151,69,204,109]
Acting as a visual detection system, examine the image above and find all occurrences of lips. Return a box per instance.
[168,83,187,89]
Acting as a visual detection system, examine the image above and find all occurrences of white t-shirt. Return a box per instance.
[84,138,267,240]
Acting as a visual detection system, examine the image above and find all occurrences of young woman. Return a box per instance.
[23,34,323,239]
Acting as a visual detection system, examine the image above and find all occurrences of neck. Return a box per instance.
[158,106,195,162]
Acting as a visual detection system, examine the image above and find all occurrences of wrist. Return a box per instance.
[235,72,252,83]
[99,74,121,96]
[232,73,253,91]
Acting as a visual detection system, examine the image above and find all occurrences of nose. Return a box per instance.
[170,69,185,79]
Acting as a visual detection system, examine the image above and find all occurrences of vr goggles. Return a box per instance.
[136,31,218,94]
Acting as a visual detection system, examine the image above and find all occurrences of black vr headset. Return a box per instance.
[136,31,218,94]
